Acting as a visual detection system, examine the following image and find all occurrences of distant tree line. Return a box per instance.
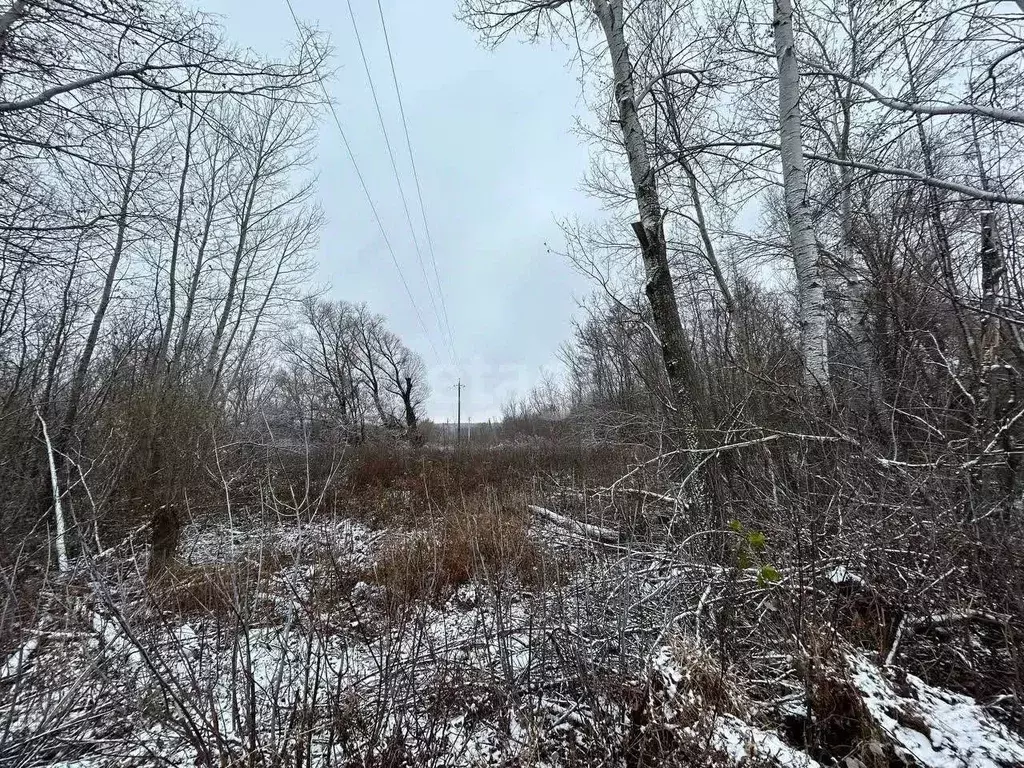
[274,297,429,442]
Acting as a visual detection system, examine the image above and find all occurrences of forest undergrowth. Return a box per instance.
[4,433,1024,768]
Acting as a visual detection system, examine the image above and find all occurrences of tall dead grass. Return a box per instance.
[372,492,565,606]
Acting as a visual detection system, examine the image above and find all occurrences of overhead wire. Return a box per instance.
[343,0,454,365]
[374,0,458,367]
[282,0,438,358]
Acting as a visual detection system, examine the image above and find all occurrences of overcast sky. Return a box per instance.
[203,0,601,422]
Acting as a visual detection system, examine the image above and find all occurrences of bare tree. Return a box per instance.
[371,327,429,435]
[773,0,830,391]
[284,298,365,437]
[0,0,329,568]
[281,299,431,440]
[202,93,319,403]
[59,89,169,445]
[461,0,705,498]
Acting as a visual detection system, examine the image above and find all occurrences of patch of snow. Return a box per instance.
[1,635,39,680]
[826,565,864,587]
[715,714,822,767]
[848,651,1024,767]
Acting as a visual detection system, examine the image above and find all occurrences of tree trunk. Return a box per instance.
[899,37,976,373]
[973,211,1017,516]
[224,250,288,397]
[202,178,257,400]
[401,376,418,431]
[148,502,181,578]
[773,0,830,391]
[202,114,269,400]
[0,0,26,53]
[592,0,701,439]
[143,96,201,558]
[37,409,69,571]
[834,49,884,429]
[42,240,82,409]
[681,156,734,315]
[661,91,734,317]
[156,92,198,375]
[61,136,140,440]
[172,139,224,379]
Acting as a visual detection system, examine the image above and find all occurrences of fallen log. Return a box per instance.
[527,504,619,544]
[617,487,679,504]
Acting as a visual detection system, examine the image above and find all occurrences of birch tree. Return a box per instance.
[773,0,830,391]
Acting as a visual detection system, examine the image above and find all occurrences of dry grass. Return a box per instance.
[340,440,630,516]
[665,638,749,723]
[305,555,363,613]
[371,493,564,606]
[150,563,249,617]
[149,545,290,618]
[804,667,882,766]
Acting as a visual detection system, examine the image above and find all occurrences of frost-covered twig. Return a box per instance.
[0,635,40,681]
[694,583,713,645]
[883,614,905,666]
[912,610,1010,630]
[615,487,678,504]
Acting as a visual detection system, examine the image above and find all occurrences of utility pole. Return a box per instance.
[455,379,464,450]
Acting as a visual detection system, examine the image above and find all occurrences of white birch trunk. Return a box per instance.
[773,0,830,391]
[592,0,659,234]
[37,409,69,572]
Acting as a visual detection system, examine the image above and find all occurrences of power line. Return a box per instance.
[455,378,464,450]
[282,0,438,358]
[344,0,453,364]
[375,0,457,367]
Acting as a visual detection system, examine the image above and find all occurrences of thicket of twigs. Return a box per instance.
[5,424,1024,766]
[5,0,1024,765]
[460,0,1024,756]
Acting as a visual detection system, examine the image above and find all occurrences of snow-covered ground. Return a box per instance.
[3,512,1022,767]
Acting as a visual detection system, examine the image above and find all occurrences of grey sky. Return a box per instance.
[205,0,601,422]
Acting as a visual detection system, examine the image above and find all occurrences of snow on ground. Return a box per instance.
[848,651,1024,768]
[3,513,1023,767]
[180,515,379,567]
[714,715,823,768]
